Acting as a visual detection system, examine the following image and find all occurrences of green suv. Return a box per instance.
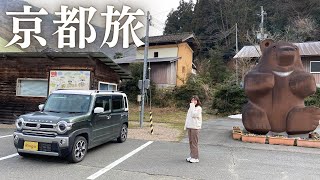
[13,90,129,163]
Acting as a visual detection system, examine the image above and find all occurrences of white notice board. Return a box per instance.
[49,70,91,94]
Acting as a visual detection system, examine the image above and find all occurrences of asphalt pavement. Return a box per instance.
[1,118,320,180]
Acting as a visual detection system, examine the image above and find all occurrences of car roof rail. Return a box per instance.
[95,90,123,93]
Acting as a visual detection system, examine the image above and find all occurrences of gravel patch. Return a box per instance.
[0,124,15,129]
[128,122,182,142]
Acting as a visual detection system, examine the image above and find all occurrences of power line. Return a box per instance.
[151,9,173,17]
[151,17,166,26]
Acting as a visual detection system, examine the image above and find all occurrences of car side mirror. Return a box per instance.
[38,104,44,111]
[94,107,104,114]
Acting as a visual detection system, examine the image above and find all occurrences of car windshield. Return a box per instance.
[44,94,91,113]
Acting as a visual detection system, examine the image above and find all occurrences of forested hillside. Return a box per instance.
[161,0,320,114]
[165,0,320,58]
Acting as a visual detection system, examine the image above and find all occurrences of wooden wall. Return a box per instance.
[150,62,176,87]
[0,56,119,124]
[118,62,176,88]
[177,42,193,86]
[92,59,120,89]
[302,57,320,85]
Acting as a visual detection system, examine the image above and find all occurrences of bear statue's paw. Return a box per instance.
[242,103,271,135]
[287,106,320,134]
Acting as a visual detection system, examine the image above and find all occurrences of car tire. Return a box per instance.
[117,124,128,143]
[67,136,87,163]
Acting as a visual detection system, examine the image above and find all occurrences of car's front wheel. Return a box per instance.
[117,124,128,143]
[67,136,87,163]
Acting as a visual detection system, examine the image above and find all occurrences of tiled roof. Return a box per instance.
[148,33,195,44]
[138,33,200,50]
[113,56,137,64]
[234,41,320,58]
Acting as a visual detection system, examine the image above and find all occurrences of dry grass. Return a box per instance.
[128,103,214,141]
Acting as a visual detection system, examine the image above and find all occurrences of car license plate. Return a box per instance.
[23,141,38,151]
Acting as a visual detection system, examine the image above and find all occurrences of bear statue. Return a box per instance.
[242,39,320,135]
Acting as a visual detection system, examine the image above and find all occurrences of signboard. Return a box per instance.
[49,70,91,94]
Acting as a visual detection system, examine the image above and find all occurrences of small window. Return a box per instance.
[16,78,48,97]
[95,96,111,112]
[310,61,320,73]
[112,95,123,111]
[154,52,159,58]
[99,82,117,91]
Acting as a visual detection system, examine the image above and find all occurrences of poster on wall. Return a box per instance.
[49,70,91,94]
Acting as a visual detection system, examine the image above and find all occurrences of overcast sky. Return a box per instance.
[24,0,196,36]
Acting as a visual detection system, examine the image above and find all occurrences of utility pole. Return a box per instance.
[139,11,151,128]
[258,6,267,41]
[235,23,239,85]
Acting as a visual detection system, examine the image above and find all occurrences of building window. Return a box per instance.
[154,52,159,58]
[310,61,320,73]
[16,78,48,97]
[98,82,117,91]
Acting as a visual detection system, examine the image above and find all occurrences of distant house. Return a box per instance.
[233,41,320,86]
[0,52,130,123]
[114,33,199,88]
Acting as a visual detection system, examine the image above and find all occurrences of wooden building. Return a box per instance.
[114,33,199,88]
[0,52,130,123]
[233,41,320,86]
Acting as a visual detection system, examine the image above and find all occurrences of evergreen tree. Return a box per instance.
[191,0,216,56]
[164,0,194,34]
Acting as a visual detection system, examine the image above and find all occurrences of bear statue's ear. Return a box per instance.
[260,39,275,54]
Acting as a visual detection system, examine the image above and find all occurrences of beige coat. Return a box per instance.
[184,103,202,130]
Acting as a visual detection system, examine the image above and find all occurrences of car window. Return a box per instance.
[124,96,128,109]
[44,94,91,113]
[112,95,123,111]
[95,96,111,112]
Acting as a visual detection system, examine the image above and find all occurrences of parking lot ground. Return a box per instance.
[1,118,320,180]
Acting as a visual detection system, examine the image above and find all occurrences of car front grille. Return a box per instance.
[22,130,57,137]
[23,122,56,132]
[38,142,59,152]
[38,142,51,152]
[25,123,37,128]
[40,124,54,129]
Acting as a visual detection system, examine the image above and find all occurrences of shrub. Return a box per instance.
[119,63,143,102]
[151,88,175,107]
[212,83,247,115]
[305,87,320,107]
[174,75,206,108]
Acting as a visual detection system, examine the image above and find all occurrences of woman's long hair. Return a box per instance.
[192,95,201,107]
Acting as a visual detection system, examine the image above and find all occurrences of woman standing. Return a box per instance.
[184,95,202,163]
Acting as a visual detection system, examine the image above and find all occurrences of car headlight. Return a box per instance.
[15,118,24,130]
[56,121,72,134]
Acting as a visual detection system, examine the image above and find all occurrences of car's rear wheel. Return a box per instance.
[117,124,128,143]
[67,136,87,163]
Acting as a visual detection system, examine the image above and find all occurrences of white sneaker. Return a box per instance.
[186,157,192,162]
[189,158,199,163]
